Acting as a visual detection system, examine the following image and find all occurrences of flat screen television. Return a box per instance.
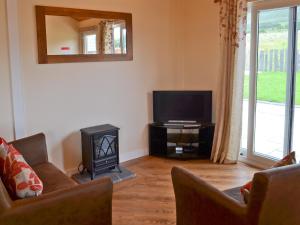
[153,91,212,124]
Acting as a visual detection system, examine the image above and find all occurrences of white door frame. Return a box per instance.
[6,0,25,138]
[246,0,300,167]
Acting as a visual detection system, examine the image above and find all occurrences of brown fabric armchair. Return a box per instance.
[172,165,300,225]
[0,133,113,225]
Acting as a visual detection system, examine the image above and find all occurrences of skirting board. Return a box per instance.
[65,149,148,176]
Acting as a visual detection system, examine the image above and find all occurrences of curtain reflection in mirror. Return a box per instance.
[100,20,126,54]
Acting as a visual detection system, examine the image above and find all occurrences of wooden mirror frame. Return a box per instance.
[36,6,133,64]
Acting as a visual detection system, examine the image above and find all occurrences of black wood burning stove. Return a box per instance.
[80,124,120,179]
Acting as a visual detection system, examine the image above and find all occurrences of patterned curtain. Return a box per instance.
[211,0,248,163]
[100,21,114,54]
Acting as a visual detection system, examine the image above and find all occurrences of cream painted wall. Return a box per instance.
[0,0,14,140]
[17,0,180,173]
[1,0,220,173]
[79,18,102,28]
[182,0,220,119]
[46,16,80,55]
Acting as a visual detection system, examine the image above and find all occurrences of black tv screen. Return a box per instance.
[153,91,212,124]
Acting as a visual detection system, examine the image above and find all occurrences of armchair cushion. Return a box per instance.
[223,187,245,203]
[32,162,76,194]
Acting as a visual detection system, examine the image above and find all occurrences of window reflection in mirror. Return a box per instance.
[45,15,127,55]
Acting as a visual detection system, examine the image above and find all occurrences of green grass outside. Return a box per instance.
[243,72,300,105]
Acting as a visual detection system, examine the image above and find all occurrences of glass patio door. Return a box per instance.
[244,0,300,165]
[292,7,300,161]
[254,8,290,159]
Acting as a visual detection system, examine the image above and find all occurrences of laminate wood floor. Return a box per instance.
[113,156,258,225]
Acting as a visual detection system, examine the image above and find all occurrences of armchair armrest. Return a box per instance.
[0,177,113,225]
[171,167,247,225]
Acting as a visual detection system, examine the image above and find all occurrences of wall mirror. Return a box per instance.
[36,6,133,64]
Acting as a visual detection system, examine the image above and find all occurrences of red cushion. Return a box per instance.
[0,137,9,176]
[272,151,297,167]
[2,144,43,199]
[241,151,297,203]
[241,181,252,192]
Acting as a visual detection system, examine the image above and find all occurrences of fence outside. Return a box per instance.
[245,49,300,72]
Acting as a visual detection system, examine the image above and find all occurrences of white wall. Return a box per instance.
[182,0,220,119]
[16,0,180,173]
[0,0,14,140]
[1,0,220,173]
[168,0,220,119]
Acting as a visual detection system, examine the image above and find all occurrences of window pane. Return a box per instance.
[113,26,121,54]
[254,8,290,159]
[122,29,127,54]
[85,34,97,54]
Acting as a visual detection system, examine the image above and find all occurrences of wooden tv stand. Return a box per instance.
[149,123,215,160]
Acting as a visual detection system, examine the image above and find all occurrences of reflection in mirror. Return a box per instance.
[46,15,127,55]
